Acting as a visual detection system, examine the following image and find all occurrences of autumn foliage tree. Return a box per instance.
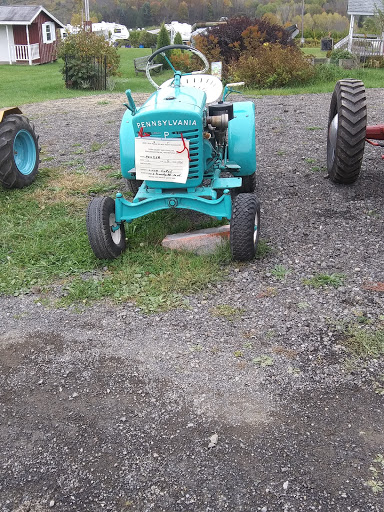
[195,16,314,88]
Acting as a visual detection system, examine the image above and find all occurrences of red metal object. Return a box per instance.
[366,125,384,140]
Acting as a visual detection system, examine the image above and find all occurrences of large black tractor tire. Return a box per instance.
[86,196,126,259]
[125,178,143,196]
[230,193,260,262]
[0,114,39,189]
[327,79,367,184]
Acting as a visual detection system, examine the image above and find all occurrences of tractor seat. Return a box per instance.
[160,74,223,104]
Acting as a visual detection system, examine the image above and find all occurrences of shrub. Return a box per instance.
[195,16,294,66]
[58,30,120,89]
[329,48,353,64]
[228,43,315,88]
[170,50,201,72]
[193,34,221,63]
[139,30,157,48]
[128,30,141,48]
[365,56,384,68]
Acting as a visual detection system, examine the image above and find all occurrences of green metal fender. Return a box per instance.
[227,102,256,176]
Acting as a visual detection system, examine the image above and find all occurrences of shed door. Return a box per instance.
[0,26,15,63]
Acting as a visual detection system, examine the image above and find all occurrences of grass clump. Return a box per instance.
[343,326,384,359]
[210,304,245,320]
[303,273,345,288]
[269,264,290,280]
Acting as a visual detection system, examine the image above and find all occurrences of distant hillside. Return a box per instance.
[0,0,75,24]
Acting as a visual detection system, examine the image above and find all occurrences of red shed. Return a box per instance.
[0,5,64,65]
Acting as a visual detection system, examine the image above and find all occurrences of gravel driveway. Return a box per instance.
[0,89,383,512]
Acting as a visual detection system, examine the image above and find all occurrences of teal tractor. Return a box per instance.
[86,45,260,261]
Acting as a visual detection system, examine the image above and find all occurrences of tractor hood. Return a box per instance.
[120,84,206,187]
[140,85,206,114]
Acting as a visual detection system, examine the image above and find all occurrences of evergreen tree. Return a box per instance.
[174,32,183,45]
[156,23,171,69]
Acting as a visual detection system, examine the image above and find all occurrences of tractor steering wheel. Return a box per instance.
[146,44,209,90]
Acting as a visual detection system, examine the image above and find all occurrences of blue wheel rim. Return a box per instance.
[13,129,37,175]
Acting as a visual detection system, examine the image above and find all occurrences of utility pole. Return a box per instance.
[83,0,91,31]
[301,0,305,45]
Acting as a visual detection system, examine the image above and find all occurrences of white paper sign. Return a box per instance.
[135,137,190,183]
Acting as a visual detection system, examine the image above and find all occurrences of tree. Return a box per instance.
[140,2,152,27]
[178,1,189,22]
[174,31,183,45]
[156,23,171,68]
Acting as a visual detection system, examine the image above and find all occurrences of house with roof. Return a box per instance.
[335,0,384,54]
[0,5,65,65]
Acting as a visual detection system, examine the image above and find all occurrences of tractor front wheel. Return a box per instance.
[0,114,39,189]
[327,79,367,184]
[237,172,256,194]
[86,196,126,259]
[230,193,260,261]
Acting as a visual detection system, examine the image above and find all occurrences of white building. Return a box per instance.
[60,22,129,45]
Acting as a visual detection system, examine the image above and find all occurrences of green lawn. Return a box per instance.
[1,46,384,107]
[0,48,173,108]
[301,47,329,58]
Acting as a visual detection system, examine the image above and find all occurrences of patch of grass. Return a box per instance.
[252,355,274,367]
[343,326,384,358]
[256,239,273,259]
[91,142,103,152]
[301,47,328,58]
[366,454,384,494]
[311,165,326,172]
[303,273,345,288]
[0,170,230,311]
[373,375,384,396]
[210,304,245,320]
[306,126,323,131]
[269,264,290,280]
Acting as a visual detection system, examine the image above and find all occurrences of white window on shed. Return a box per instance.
[42,22,56,43]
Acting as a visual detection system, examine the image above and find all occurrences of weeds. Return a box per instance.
[373,375,384,396]
[366,454,384,494]
[91,142,103,152]
[210,304,245,321]
[269,264,290,280]
[252,355,274,367]
[303,273,345,288]
[255,239,273,259]
[343,326,384,358]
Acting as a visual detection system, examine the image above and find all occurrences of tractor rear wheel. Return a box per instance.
[0,114,39,189]
[230,193,260,261]
[327,79,367,184]
[86,196,126,259]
